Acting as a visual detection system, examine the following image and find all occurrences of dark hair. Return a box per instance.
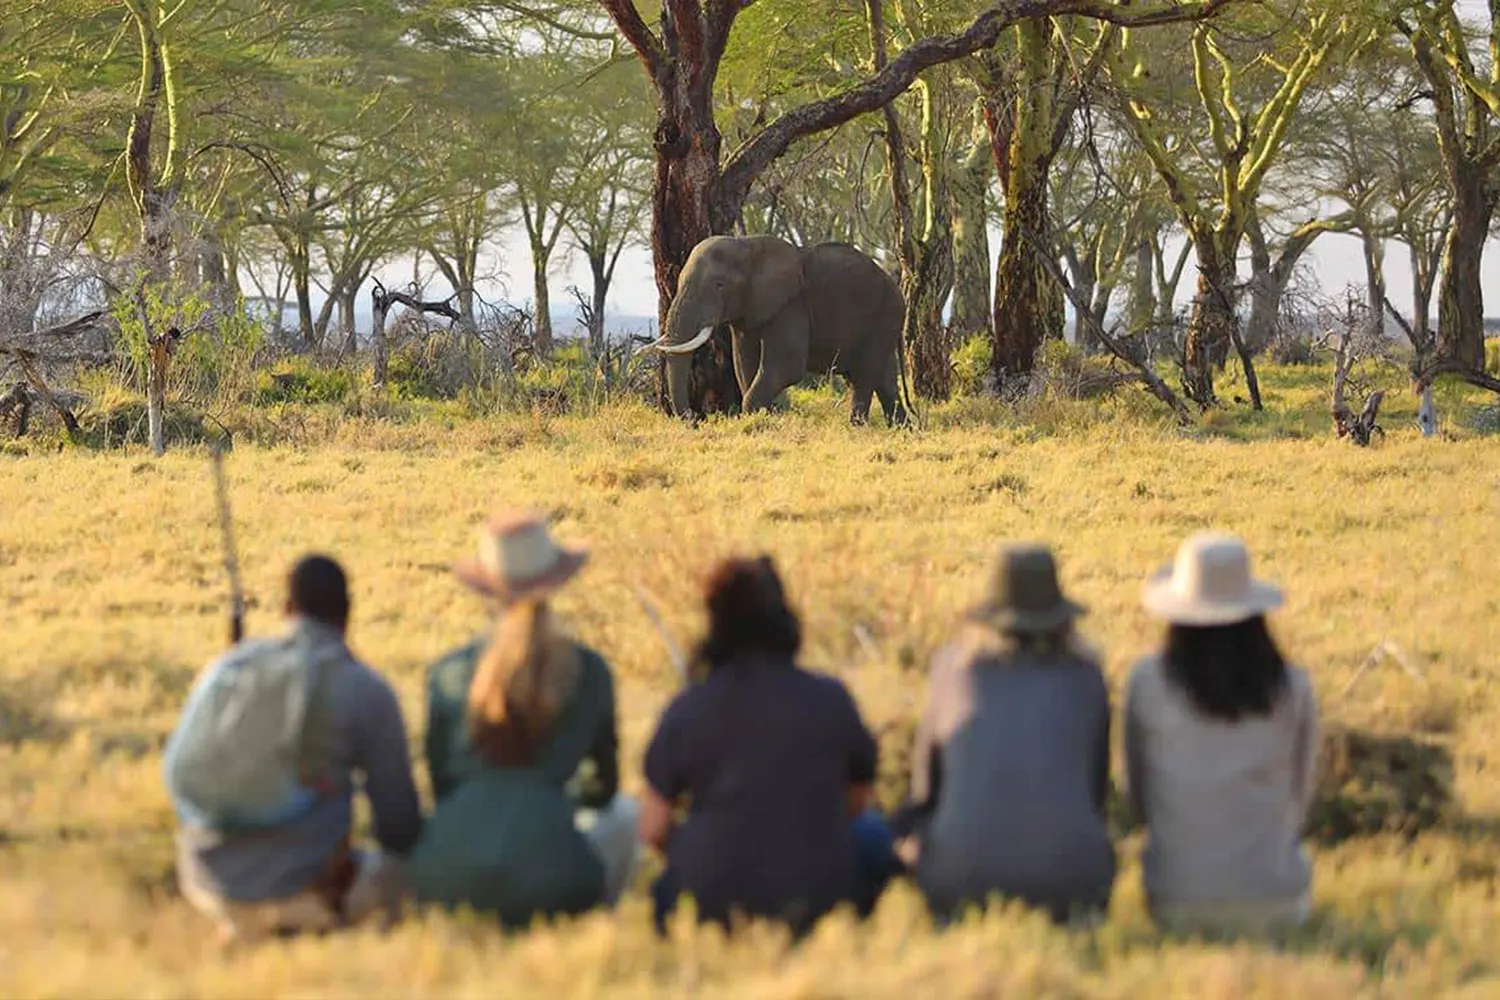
[286,554,351,630]
[692,556,802,671]
[1162,615,1289,722]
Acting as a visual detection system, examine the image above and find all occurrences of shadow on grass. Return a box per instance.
[0,681,67,746]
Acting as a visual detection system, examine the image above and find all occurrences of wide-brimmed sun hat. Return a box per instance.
[968,543,1086,634]
[1141,531,1283,626]
[452,510,588,604]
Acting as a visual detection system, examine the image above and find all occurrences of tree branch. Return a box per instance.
[719,0,1234,211]
[598,0,666,80]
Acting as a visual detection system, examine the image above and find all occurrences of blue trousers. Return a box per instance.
[652,809,904,934]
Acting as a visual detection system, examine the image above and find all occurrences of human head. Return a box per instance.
[693,555,802,671]
[452,510,588,610]
[967,543,1085,655]
[285,554,350,633]
[1143,532,1289,721]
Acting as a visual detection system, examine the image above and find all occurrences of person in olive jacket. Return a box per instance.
[412,512,637,924]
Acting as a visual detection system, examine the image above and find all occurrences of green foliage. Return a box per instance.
[108,282,266,403]
[251,359,355,405]
[950,332,993,397]
[1486,337,1498,375]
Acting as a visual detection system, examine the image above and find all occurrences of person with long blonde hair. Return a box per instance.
[410,512,636,924]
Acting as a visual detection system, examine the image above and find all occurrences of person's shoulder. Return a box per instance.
[573,642,615,683]
[1282,662,1316,704]
[1123,652,1167,698]
[793,665,861,708]
[426,636,485,690]
[210,635,282,670]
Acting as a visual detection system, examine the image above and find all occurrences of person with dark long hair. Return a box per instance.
[1125,531,1320,937]
[637,556,900,936]
[898,544,1115,926]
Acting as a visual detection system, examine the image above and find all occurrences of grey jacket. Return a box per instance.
[175,620,423,903]
[1124,654,1319,911]
[909,631,1115,921]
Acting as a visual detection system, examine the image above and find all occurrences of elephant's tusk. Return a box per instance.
[656,326,715,355]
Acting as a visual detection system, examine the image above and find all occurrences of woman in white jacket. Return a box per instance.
[1124,531,1320,937]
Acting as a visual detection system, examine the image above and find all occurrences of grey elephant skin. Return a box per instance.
[652,235,908,426]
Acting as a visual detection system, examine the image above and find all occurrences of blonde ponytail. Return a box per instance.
[467,599,583,765]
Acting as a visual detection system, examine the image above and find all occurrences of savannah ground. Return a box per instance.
[3,363,1500,998]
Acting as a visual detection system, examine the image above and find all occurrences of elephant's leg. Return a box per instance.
[875,353,908,427]
[744,311,805,413]
[850,383,875,425]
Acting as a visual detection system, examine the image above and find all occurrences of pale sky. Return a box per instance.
[364,224,1500,337]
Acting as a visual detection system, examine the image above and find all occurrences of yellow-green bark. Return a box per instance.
[980,17,1113,387]
[1399,4,1500,369]
[1110,10,1349,405]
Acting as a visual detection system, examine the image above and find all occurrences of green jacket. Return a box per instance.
[412,638,619,925]
[409,767,605,927]
[423,638,620,807]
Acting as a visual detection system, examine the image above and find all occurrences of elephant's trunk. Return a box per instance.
[662,291,714,418]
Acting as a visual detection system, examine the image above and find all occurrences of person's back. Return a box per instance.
[906,546,1114,924]
[409,512,616,923]
[918,648,1113,921]
[169,555,422,944]
[646,653,872,929]
[1125,532,1320,936]
[1126,654,1316,918]
[640,555,886,935]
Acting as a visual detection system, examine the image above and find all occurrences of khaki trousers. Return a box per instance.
[182,849,407,946]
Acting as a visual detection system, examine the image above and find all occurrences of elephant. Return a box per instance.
[645,235,908,426]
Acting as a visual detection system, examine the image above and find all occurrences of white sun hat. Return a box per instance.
[1141,531,1284,626]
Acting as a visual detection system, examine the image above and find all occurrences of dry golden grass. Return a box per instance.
[3,364,1500,998]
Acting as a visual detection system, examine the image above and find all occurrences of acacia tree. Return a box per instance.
[973,16,1123,385]
[1050,124,1162,350]
[597,0,1237,417]
[1395,2,1500,369]
[564,65,652,357]
[1108,3,1368,406]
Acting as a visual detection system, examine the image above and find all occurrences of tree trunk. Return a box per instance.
[371,288,391,384]
[338,288,358,355]
[990,153,1062,388]
[650,91,738,417]
[201,237,230,310]
[293,252,315,349]
[1361,229,1386,343]
[1411,240,1436,352]
[1063,247,1096,349]
[1126,237,1155,335]
[948,138,991,335]
[588,250,611,357]
[1437,164,1492,368]
[1183,237,1236,407]
[906,199,956,401]
[531,244,554,358]
[148,336,169,455]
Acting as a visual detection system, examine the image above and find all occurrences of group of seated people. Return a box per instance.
[161,512,1320,947]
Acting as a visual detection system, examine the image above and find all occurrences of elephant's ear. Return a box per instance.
[741,238,805,328]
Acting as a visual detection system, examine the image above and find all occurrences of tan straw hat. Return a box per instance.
[1141,531,1283,626]
[452,510,588,604]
